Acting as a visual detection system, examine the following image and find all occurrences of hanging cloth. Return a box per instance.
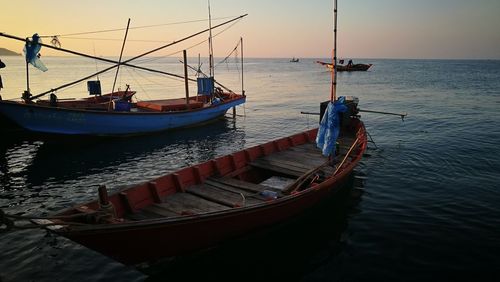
[316,96,347,156]
[23,33,48,72]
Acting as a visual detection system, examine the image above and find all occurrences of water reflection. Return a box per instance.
[0,118,246,214]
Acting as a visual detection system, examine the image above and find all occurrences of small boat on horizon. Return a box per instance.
[290,57,300,62]
[316,60,372,71]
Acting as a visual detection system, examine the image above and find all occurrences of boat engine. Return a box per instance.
[319,96,359,126]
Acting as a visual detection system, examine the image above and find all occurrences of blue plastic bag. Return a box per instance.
[316,96,347,156]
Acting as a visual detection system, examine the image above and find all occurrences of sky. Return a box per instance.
[1,0,499,59]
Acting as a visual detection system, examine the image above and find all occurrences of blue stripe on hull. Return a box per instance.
[0,98,245,135]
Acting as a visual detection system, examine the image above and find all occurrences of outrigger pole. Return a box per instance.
[0,14,248,101]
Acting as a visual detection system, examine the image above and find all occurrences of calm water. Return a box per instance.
[0,57,499,281]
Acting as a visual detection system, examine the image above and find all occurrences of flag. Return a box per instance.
[24,33,48,72]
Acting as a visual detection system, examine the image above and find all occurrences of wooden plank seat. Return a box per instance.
[187,183,265,207]
[250,158,308,178]
[206,177,282,194]
[136,99,204,112]
[251,144,338,180]
[127,191,231,221]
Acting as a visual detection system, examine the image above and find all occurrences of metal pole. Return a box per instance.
[25,38,30,96]
[183,50,190,107]
[25,62,29,95]
[240,37,244,96]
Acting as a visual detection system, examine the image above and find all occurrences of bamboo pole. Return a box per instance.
[0,14,248,100]
[332,137,359,175]
[109,18,131,110]
[111,18,131,95]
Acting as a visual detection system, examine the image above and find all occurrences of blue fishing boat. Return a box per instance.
[0,14,247,136]
[0,94,245,136]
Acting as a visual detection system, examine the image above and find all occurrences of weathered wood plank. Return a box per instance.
[203,179,268,201]
[259,153,323,170]
[126,210,163,221]
[142,204,179,217]
[187,184,261,207]
[250,158,307,176]
[163,192,230,213]
[206,177,281,193]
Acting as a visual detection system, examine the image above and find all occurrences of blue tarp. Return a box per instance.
[24,33,48,72]
[197,77,214,95]
[87,81,102,95]
[316,96,347,156]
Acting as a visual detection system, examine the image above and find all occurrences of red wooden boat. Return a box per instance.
[33,1,368,265]
[35,104,367,265]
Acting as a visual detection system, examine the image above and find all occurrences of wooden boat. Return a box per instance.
[0,15,247,136]
[290,57,300,62]
[0,91,245,135]
[316,60,372,71]
[32,1,368,266]
[35,104,367,265]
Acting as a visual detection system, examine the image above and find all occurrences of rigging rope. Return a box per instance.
[40,16,237,38]
[0,208,98,233]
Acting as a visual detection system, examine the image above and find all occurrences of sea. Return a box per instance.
[0,56,499,282]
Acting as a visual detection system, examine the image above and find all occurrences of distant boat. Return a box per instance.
[0,15,248,136]
[290,57,300,62]
[316,60,372,71]
[34,0,368,265]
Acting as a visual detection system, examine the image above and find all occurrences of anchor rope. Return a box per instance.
[0,208,100,233]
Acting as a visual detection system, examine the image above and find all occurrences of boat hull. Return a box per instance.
[0,96,245,136]
[316,61,372,72]
[65,176,351,265]
[48,121,367,265]
[337,63,372,71]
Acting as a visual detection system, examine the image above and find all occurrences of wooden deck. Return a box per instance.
[124,135,356,222]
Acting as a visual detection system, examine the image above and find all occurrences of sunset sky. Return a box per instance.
[1,0,499,59]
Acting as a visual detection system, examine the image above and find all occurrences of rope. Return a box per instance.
[0,208,101,233]
[40,16,237,38]
[366,130,378,149]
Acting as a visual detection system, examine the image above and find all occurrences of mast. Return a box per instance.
[25,38,30,96]
[183,50,190,107]
[111,18,131,95]
[240,37,244,96]
[330,0,338,102]
[208,0,214,78]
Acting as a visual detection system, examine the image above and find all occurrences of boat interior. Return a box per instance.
[57,125,361,225]
[34,91,239,113]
